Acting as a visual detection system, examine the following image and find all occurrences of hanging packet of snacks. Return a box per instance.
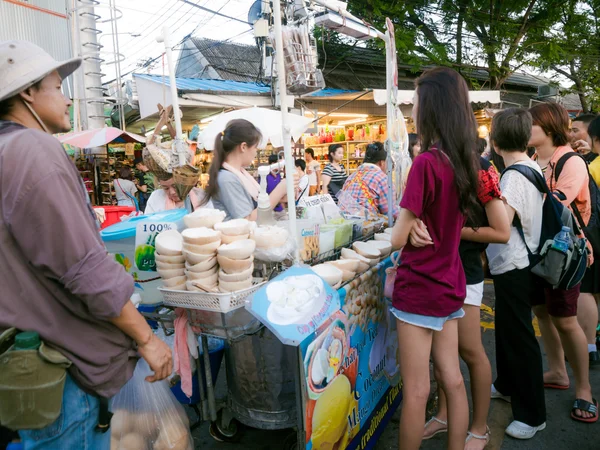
[110,359,193,450]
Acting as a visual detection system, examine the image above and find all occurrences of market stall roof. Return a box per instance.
[58,127,145,148]
[136,74,271,96]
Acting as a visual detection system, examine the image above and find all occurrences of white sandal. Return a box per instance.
[423,416,448,440]
[465,426,490,449]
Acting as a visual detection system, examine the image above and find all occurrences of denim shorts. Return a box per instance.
[390,306,465,331]
[19,373,110,450]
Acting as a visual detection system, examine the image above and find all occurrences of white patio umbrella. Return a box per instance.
[201,107,314,151]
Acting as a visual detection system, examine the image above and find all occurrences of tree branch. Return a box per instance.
[501,0,538,67]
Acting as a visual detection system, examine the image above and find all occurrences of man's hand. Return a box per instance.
[573,139,592,153]
[137,333,173,382]
[409,219,433,248]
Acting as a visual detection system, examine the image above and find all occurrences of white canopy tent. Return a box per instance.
[373,89,501,106]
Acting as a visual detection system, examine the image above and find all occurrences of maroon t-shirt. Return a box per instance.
[392,149,466,317]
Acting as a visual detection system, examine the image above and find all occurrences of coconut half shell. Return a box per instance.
[181,227,222,245]
[217,255,254,274]
[214,218,251,236]
[217,239,256,260]
[155,230,183,256]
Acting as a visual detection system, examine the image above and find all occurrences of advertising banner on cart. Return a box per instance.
[301,259,402,450]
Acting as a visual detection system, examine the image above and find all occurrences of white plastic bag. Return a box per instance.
[110,359,193,450]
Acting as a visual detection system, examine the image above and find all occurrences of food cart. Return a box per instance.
[149,230,402,450]
[119,3,410,449]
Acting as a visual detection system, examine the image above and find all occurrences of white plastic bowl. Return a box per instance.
[183,209,226,229]
[217,240,256,260]
[181,227,222,246]
[326,259,360,273]
[311,264,343,287]
[353,241,381,259]
[217,255,254,274]
[221,233,250,245]
[182,241,220,255]
[368,240,392,257]
[155,261,185,271]
[185,271,218,286]
[218,277,253,293]
[185,256,217,272]
[157,268,185,279]
[155,253,185,264]
[218,266,254,283]
[214,219,251,236]
[162,275,187,288]
[155,230,183,256]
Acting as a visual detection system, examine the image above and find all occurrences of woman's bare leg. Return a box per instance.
[459,305,492,449]
[432,319,469,450]
[396,320,434,450]
[533,305,569,386]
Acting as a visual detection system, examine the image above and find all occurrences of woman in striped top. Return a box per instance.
[321,143,348,200]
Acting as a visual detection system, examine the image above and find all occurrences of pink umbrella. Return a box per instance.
[58,127,146,148]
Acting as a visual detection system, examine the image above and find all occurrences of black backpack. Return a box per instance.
[554,152,600,257]
[503,164,588,290]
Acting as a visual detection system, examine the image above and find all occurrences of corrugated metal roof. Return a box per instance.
[134,74,271,95]
[0,0,74,96]
[180,38,262,82]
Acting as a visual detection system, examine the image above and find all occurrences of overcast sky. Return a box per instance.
[98,0,257,83]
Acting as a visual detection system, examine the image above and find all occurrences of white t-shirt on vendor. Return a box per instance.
[306,160,321,187]
[144,187,213,214]
[486,160,543,276]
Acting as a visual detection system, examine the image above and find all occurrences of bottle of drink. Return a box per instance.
[552,226,572,253]
[14,331,40,351]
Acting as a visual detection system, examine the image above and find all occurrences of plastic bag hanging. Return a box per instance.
[273,24,325,95]
[110,359,193,450]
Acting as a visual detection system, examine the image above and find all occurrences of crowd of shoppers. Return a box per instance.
[390,68,599,450]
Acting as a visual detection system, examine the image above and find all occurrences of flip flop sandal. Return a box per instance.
[423,416,448,440]
[570,398,598,423]
[465,426,491,449]
[544,382,570,390]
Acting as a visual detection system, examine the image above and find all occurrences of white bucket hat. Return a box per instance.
[0,40,81,102]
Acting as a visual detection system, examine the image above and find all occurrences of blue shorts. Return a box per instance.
[390,306,465,331]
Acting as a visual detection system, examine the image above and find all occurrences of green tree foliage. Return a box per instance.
[346,0,563,89]
[531,0,600,112]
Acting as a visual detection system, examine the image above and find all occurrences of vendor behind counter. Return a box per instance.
[338,142,399,219]
[201,119,298,221]
[145,173,211,214]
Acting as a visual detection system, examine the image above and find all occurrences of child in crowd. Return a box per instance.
[486,108,547,439]
[390,67,481,450]
[529,102,596,423]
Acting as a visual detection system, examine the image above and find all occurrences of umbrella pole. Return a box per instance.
[273,0,300,264]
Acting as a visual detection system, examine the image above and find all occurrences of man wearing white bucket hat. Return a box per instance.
[0,41,172,449]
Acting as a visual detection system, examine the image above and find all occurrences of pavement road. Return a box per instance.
[191,282,600,450]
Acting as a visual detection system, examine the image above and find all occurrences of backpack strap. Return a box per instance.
[554,152,579,182]
[552,152,590,232]
[501,164,548,258]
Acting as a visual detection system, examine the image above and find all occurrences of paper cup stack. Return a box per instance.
[215,219,255,292]
[155,230,186,290]
[181,227,222,292]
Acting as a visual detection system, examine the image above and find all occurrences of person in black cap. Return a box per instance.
[134,157,155,211]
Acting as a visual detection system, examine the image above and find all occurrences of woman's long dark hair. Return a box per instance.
[202,119,262,205]
[414,67,481,222]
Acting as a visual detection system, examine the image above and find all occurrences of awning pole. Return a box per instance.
[272,0,300,263]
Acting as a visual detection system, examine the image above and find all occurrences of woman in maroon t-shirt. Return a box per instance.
[390,67,482,450]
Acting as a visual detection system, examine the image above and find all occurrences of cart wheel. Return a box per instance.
[283,431,298,450]
[209,412,240,443]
